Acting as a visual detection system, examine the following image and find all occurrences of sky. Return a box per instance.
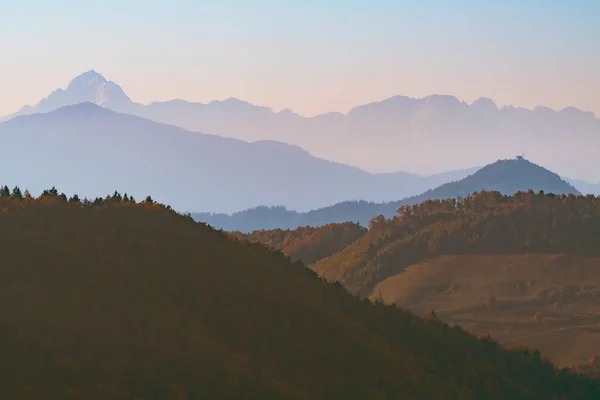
[0,0,599,117]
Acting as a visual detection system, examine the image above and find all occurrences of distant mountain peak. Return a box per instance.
[464,157,580,194]
[66,70,107,89]
[278,108,296,115]
[4,70,132,117]
[471,97,499,112]
[408,157,581,205]
[211,97,251,107]
[423,94,461,106]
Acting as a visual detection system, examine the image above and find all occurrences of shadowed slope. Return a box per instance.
[0,193,598,398]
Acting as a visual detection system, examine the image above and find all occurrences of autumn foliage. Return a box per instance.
[313,190,600,294]
[229,222,366,265]
[0,187,599,399]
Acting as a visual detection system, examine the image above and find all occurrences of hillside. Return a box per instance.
[370,254,600,368]
[230,222,366,265]
[0,190,599,398]
[0,102,472,213]
[237,192,600,370]
[409,157,581,202]
[5,71,599,183]
[195,158,581,231]
[312,190,600,295]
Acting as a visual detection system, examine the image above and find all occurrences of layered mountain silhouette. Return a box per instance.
[195,157,582,232]
[4,71,599,182]
[0,103,474,213]
[407,157,580,203]
[5,71,131,119]
[566,178,600,196]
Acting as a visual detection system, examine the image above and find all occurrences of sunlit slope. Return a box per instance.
[313,191,600,295]
[370,254,600,367]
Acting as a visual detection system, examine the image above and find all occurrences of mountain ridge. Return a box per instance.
[0,103,477,213]
[3,71,598,181]
[194,157,582,231]
[4,71,596,120]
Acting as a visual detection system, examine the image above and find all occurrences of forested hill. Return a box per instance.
[313,190,600,295]
[229,222,366,266]
[0,188,599,399]
[408,157,580,204]
[194,158,581,232]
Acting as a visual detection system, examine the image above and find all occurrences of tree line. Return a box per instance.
[310,190,600,294]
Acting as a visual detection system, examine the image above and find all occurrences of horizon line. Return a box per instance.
[3,70,597,120]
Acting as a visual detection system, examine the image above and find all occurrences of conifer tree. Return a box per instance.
[11,187,22,199]
[112,191,122,202]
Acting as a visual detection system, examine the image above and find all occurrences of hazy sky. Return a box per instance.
[1,0,598,117]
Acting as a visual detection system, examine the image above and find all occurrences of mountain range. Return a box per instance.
[3,70,599,182]
[0,102,476,213]
[566,178,600,196]
[194,157,581,232]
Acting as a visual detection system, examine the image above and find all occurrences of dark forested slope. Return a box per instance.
[0,189,598,399]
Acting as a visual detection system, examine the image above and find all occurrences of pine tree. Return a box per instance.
[11,187,23,199]
[0,185,10,197]
[112,191,122,202]
[42,187,59,197]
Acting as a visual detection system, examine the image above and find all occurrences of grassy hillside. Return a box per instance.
[370,254,600,367]
[313,190,600,295]
[0,189,599,398]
